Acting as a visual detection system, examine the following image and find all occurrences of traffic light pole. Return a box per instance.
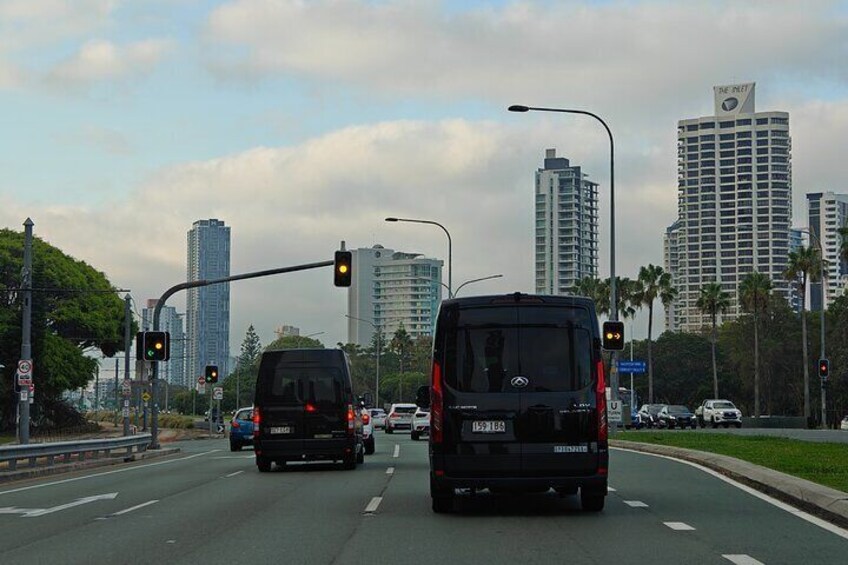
[149,259,335,448]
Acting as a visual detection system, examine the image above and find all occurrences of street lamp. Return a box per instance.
[796,227,827,428]
[385,217,452,298]
[454,274,503,296]
[304,331,325,339]
[345,315,382,408]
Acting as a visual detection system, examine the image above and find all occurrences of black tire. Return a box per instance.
[230,440,241,452]
[356,445,365,464]
[698,417,705,428]
[385,427,393,434]
[256,455,272,473]
[342,454,356,470]
[735,422,742,429]
[411,431,419,441]
[430,476,454,514]
[723,422,729,428]
[365,437,375,455]
[581,488,605,512]
[711,417,718,429]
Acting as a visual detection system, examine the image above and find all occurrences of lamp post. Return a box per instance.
[385,217,452,298]
[509,104,618,401]
[304,331,325,339]
[345,315,382,408]
[797,227,827,428]
[454,274,503,296]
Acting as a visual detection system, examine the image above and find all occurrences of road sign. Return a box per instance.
[617,360,646,374]
[216,424,225,434]
[213,387,223,401]
[141,391,151,402]
[121,379,132,396]
[17,374,31,387]
[198,376,206,385]
[608,400,622,423]
[197,383,206,394]
[17,359,32,376]
[19,390,28,402]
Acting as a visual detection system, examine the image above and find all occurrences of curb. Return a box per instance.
[611,440,848,529]
[0,447,181,485]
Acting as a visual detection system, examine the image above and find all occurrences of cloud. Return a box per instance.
[45,38,173,86]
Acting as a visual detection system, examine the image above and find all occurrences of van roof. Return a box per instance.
[442,293,596,310]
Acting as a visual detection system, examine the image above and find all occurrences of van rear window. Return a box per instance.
[267,366,345,407]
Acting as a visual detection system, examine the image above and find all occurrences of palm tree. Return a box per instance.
[839,223,848,265]
[635,264,677,403]
[784,246,822,421]
[739,272,772,418]
[696,282,731,399]
[572,276,610,315]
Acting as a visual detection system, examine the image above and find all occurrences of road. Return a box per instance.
[0,433,845,564]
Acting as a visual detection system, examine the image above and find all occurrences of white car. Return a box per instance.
[361,407,375,454]
[369,408,387,429]
[385,403,417,433]
[841,415,848,431]
[411,408,430,441]
[697,399,743,428]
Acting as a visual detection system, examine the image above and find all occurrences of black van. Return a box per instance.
[419,293,608,513]
[252,349,365,472]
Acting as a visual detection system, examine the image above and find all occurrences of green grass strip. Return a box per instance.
[617,432,848,493]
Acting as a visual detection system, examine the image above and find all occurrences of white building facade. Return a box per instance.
[807,192,848,311]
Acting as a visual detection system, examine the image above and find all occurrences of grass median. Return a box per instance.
[616,431,848,493]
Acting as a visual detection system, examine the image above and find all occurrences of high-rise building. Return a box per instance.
[347,245,443,348]
[789,228,804,313]
[142,299,186,387]
[807,192,848,311]
[666,83,792,332]
[663,219,683,330]
[274,325,301,339]
[186,219,231,382]
[534,149,599,295]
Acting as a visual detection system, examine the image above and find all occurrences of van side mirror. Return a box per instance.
[415,385,431,409]
[361,392,374,408]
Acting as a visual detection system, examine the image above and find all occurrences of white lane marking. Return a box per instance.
[24,492,119,518]
[664,521,695,531]
[623,500,649,508]
[607,487,617,492]
[0,450,221,497]
[722,555,765,565]
[364,497,382,513]
[225,471,244,478]
[112,500,159,516]
[386,467,395,475]
[211,455,254,459]
[613,446,848,541]
[0,507,38,514]
[392,444,400,458]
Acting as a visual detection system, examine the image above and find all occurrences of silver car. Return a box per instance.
[385,403,416,433]
[369,408,387,429]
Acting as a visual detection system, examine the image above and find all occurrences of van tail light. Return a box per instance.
[362,412,370,425]
[253,408,261,438]
[305,402,317,413]
[431,360,444,444]
[596,360,607,443]
[347,404,355,436]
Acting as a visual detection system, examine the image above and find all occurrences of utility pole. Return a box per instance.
[19,218,34,444]
[123,294,131,436]
[94,365,100,413]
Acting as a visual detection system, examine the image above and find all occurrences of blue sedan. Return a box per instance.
[229,407,255,451]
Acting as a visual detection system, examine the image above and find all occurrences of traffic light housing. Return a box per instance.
[819,358,829,380]
[205,364,219,384]
[137,331,170,361]
[334,250,352,287]
[602,321,625,351]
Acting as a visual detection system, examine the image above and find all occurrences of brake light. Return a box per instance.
[596,361,607,443]
[231,420,240,429]
[305,402,317,413]
[347,404,355,435]
[431,360,444,444]
[390,413,400,419]
[253,408,260,438]
[362,412,370,425]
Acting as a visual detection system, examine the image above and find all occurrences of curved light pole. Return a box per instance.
[385,217,452,298]
[454,274,503,296]
[796,227,827,428]
[304,331,325,339]
[345,314,381,408]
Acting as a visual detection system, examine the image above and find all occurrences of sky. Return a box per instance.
[1,0,847,359]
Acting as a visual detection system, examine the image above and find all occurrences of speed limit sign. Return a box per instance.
[17,359,32,376]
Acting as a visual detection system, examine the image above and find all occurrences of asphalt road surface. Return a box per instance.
[0,433,845,564]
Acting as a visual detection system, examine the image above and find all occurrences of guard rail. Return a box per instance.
[0,434,152,471]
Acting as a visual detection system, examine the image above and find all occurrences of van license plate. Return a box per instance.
[472,421,505,433]
[270,426,291,434]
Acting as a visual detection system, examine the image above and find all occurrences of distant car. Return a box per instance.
[637,404,665,428]
[840,416,848,431]
[361,406,375,454]
[229,407,254,451]
[697,399,743,428]
[410,408,430,440]
[385,403,416,433]
[656,405,697,429]
[369,408,387,429]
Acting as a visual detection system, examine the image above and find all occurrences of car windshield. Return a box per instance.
[393,406,416,414]
[668,405,689,413]
[714,402,736,409]
[648,405,664,415]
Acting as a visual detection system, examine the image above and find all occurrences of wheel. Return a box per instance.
[723,422,729,428]
[342,454,356,470]
[430,476,454,514]
[356,445,365,464]
[580,488,605,512]
[711,417,718,429]
[698,417,705,429]
[256,455,272,473]
[735,422,742,429]
[230,440,241,452]
[411,431,419,441]
[365,437,375,455]
[385,426,393,434]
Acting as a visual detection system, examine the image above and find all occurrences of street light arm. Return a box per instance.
[454,274,503,296]
[385,217,452,296]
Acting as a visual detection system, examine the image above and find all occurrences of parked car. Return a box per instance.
[252,348,366,472]
[411,408,430,440]
[229,407,255,451]
[656,405,697,429]
[421,293,608,514]
[840,415,848,431]
[361,406,375,454]
[385,403,416,433]
[637,404,665,428]
[696,399,743,428]
[369,408,387,429]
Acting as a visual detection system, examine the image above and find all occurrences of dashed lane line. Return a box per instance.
[386,467,395,475]
[664,522,696,531]
[112,500,159,516]
[392,444,400,458]
[224,471,244,478]
[722,555,765,565]
[364,497,382,513]
[623,500,649,508]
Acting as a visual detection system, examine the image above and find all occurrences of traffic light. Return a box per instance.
[205,364,219,384]
[334,250,352,287]
[138,331,170,361]
[819,359,829,380]
[602,321,625,351]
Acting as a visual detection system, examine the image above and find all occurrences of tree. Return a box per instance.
[265,334,324,350]
[572,277,609,315]
[784,246,821,422]
[0,228,130,430]
[389,324,413,374]
[739,272,772,418]
[696,282,731,399]
[232,325,262,409]
[635,264,677,403]
[839,223,848,266]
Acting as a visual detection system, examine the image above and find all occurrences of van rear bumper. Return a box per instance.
[433,473,607,491]
[256,437,357,461]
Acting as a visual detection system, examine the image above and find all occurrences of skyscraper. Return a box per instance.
[807,192,848,311]
[186,219,231,382]
[666,83,792,332]
[142,299,186,387]
[534,149,599,295]
[347,245,443,348]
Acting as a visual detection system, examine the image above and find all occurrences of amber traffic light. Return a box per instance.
[334,250,352,287]
[602,321,625,351]
[205,364,219,384]
[137,331,170,361]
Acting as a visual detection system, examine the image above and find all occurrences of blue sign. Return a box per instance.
[617,360,646,374]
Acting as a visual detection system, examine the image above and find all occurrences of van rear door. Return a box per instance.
[515,305,600,477]
[256,354,305,452]
[300,367,350,449]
